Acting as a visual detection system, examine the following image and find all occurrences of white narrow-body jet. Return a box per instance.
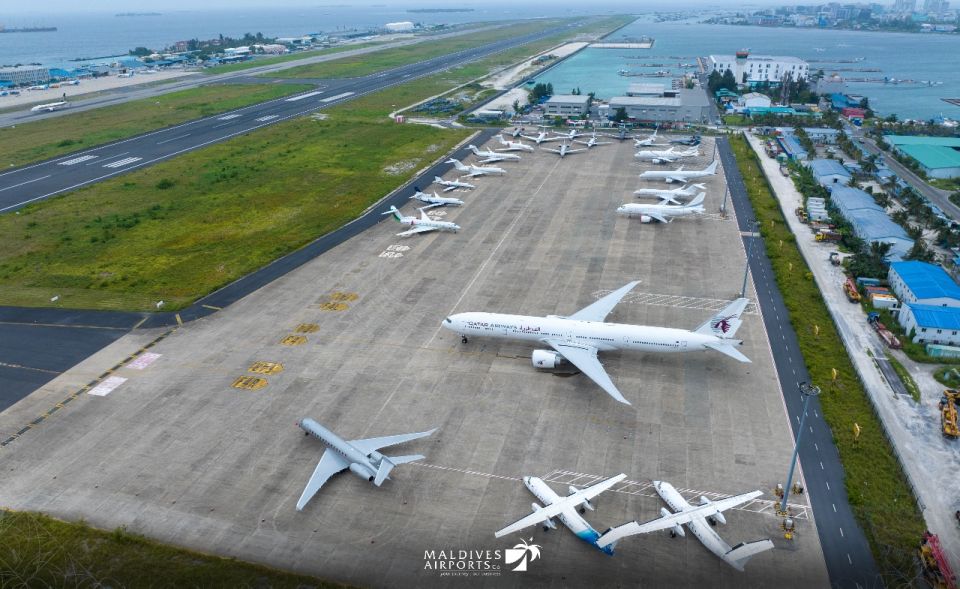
[30,101,68,113]
[543,142,588,158]
[618,192,706,223]
[433,176,475,192]
[495,134,535,152]
[442,282,751,405]
[634,146,699,164]
[447,158,506,177]
[295,418,437,511]
[597,480,774,571]
[639,161,718,183]
[468,144,521,164]
[634,183,706,204]
[574,132,612,149]
[600,126,637,141]
[383,205,460,236]
[495,474,628,555]
[411,189,463,207]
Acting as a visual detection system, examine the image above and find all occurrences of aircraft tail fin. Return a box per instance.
[381,206,403,221]
[725,540,774,571]
[695,298,749,339]
[688,192,706,207]
[706,160,719,174]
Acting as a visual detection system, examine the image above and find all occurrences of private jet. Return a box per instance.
[411,188,464,207]
[574,132,612,149]
[433,176,476,192]
[521,129,563,145]
[634,183,706,204]
[468,144,521,164]
[447,158,506,177]
[495,134,535,152]
[634,147,699,164]
[618,192,706,223]
[639,161,718,183]
[382,205,460,236]
[543,142,587,158]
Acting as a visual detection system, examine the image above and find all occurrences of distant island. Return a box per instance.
[407,8,474,13]
[115,13,162,17]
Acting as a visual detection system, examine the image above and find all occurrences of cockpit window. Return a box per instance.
[445,317,452,323]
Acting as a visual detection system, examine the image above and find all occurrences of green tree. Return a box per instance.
[612,107,628,123]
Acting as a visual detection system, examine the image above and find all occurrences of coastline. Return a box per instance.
[0,70,197,110]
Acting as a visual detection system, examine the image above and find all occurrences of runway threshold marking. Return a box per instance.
[0,328,176,449]
[255,115,279,122]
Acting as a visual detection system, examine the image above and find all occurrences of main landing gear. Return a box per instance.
[461,335,468,344]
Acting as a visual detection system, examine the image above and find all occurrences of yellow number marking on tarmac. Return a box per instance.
[295,323,319,333]
[231,376,268,390]
[317,302,349,311]
[248,361,284,375]
[280,335,308,345]
[328,291,359,302]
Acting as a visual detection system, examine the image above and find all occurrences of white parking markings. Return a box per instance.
[103,157,142,168]
[58,155,98,166]
[255,115,279,122]
[217,114,241,121]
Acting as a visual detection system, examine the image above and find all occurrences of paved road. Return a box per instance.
[0,22,580,213]
[718,136,882,588]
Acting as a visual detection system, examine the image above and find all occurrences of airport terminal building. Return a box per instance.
[608,87,710,124]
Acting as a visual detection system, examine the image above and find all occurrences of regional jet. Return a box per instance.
[30,101,68,113]
[639,161,718,184]
[442,282,751,404]
[618,192,705,223]
[411,188,463,207]
[433,176,475,192]
[447,158,506,177]
[468,144,521,163]
[543,142,587,158]
[295,418,437,511]
[382,205,460,236]
[634,127,666,147]
[597,481,774,571]
[495,134,535,152]
[495,474,628,555]
[634,183,706,204]
[574,132,612,149]
[634,147,698,164]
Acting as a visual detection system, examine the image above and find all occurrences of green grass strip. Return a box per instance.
[886,355,921,402]
[0,509,340,588]
[729,134,924,583]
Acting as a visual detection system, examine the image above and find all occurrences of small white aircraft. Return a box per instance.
[599,126,637,141]
[520,129,563,145]
[442,281,751,404]
[574,132,612,149]
[411,189,463,207]
[634,147,698,164]
[597,481,774,571]
[495,474,627,555]
[30,101,68,113]
[554,128,585,141]
[495,134,535,152]
[634,127,666,147]
[447,158,506,177]
[634,183,706,204]
[382,205,460,237]
[639,161,718,184]
[468,144,521,164]
[618,192,705,223]
[543,142,587,158]
[432,176,475,192]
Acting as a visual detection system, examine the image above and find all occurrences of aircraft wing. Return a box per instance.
[600,489,764,540]
[441,185,458,192]
[296,449,349,511]
[542,147,562,154]
[397,225,436,237]
[567,148,588,154]
[566,281,640,322]
[478,157,504,164]
[350,429,438,454]
[544,340,630,405]
[665,175,689,183]
[496,473,627,537]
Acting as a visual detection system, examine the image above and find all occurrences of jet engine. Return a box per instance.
[663,507,685,538]
[532,349,567,369]
[699,496,725,524]
[567,486,595,513]
[639,215,653,223]
[349,462,375,482]
[532,503,557,530]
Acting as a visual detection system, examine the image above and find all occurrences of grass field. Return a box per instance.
[730,134,925,584]
[0,509,338,588]
[202,42,381,74]
[887,354,921,402]
[0,84,311,169]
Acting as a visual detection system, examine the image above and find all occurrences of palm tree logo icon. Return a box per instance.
[504,537,542,572]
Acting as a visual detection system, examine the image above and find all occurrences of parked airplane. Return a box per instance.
[639,161,718,183]
[411,188,464,207]
[574,132,612,149]
[670,134,702,146]
[634,127,666,147]
[634,147,698,164]
[633,183,706,204]
[30,101,68,113]
[554,128,585,141]
[520,129,563,145]
[295,417,437,511]
[507,127,524,138]
[495,134,535,152]
[618,192,705,223]
[495,474,628,555]
[433,176,476,192]
[447,158,506,177]
[382,205,460,236]
[468,144,521,164]
[600,126,637,141]
[543,142,587,158]
[597,481,774,571]
[442,282,751,404]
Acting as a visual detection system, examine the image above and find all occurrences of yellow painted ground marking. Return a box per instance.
[329,292,359,302]
[317,302,349,312]
[201,304,222,311]
[295,323,319,333]
[231,376,268,390]
[280,335,308,346]
[249,361,284,375]
[175,314,183,326]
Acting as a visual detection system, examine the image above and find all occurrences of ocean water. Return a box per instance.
[534,18,960,121]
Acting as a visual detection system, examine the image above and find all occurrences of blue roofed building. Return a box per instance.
[888,261,960,307]
[898,304,960,345]
[808,158,852,187]
[777,133,808,160]
[830,186,912,260]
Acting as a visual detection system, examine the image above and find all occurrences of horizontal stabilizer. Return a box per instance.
[725,539,775,571]
[694,298,749,338]
[374,457,394,486]
[688,192,706,207]
[386,453,425,466]
[704,342,751,363]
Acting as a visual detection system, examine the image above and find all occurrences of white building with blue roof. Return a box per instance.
[888,261,960,307]
[808,158,851,187]
[899,304,960,345]
[830,186,913,261]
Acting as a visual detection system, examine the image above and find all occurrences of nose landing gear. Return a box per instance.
[460,335,468,344]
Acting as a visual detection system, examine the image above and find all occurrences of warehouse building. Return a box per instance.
[608,87,710,123]
[808,158,852,187]
[886,135,960,179]
[898,304,960,345]
[708,50,808,84]
[544,94,591,117]
[831,186,913,260]
[778,132,808,161]
[0,65,50,86]
[888,261,960,307]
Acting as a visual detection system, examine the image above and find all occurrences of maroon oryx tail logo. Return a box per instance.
[712,315,734,334]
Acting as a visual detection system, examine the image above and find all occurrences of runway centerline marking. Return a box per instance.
[0,175,51,193]
[157,133,191,145]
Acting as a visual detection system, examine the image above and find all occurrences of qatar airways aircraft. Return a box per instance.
[442,282,751,404]
[495,473,628,555]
